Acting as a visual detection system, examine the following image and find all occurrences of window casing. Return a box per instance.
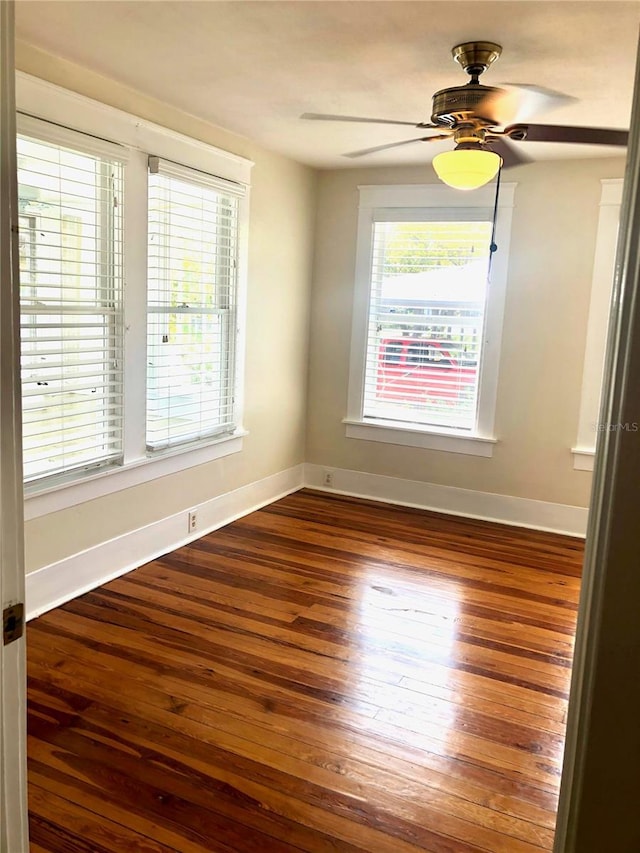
[16,74,252,517]
[573,179,622,471]
[346,183,515,457]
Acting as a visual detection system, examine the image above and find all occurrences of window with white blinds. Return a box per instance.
[17,132,124,483]
[146,157,243,451]
[363,219,492,431]
[348,183,515,455]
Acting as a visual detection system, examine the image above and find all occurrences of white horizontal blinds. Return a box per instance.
[364,219,492,430]
[146,157,242,451]
[17,132,124,483]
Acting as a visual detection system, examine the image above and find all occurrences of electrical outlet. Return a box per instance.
[322,469,334,487]
[188,510,198,533]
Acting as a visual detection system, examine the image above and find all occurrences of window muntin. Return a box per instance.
[17,133,124,483]
[146,160,240,451]
[363,219,492,431]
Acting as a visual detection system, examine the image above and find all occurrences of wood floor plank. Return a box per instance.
[232,510,581,601]
[81,565,572,698]
[84,582,572,698]
[27,489,582,852]
[27,642,561,817]
[27,662,557,845]
[169,539,579,638]
[27,641,564,804]
[183,526,579,618]
[27,687,553,852]
[26,610,567,783]
[267,494,583,576]
[29,784,180,853]
[26,606,567,745]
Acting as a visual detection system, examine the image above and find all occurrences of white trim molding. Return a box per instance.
[354,183,515,211]
[304,463,588,537]
[573,178,623,469]
[24,431,247,521]
[16,72,254,184]
[343,418,496,457]
[26,459,589,622]
[26,464,304,620]
[571,447,596,472]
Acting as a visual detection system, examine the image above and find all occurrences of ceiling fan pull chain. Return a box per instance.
[488,165,502,278]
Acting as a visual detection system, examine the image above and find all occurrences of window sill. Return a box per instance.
[24,430,247,521]
[343,418,496,457]
[572,447,595,472]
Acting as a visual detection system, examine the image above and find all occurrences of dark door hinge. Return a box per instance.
[3,603,24,646]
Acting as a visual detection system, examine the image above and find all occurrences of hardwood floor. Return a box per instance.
[27,489,584,852]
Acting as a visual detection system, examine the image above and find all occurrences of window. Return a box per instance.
[15,75,252,513]
[17,130,124,483]
[146,157,241,451]
[346,183,515,457]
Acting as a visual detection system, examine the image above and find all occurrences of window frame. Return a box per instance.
[16,73,253,520]
[572,178,623,472]
[345,183,515,457]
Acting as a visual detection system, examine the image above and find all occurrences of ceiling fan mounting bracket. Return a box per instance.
[451,41,502,78]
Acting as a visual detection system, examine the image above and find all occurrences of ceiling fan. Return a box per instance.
[302,41,629,190]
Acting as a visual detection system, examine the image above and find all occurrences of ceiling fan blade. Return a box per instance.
[477,84,576,126]
[487,136,531,169]
[344,134,452,159]
[507,123,629,147]
[301,112,434,128]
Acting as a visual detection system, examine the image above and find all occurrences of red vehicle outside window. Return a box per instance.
[376,337,477,403]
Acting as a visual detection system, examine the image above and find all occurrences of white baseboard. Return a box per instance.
[26,460,588,620]
[26,463,304,621]
[304,463,588,538]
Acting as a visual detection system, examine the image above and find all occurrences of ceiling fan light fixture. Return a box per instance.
[432,147,502,191]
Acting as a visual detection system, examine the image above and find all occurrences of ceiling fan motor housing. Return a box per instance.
[431,84,498,128]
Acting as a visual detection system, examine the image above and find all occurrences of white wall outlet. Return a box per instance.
[322,469,334,487]
[188,510,198,533]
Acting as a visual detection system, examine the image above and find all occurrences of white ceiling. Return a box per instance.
[14,0,640,168]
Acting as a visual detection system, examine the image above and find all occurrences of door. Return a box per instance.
[0,2,29,850]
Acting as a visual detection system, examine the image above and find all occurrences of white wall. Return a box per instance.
[306,157,626,509]
[16,42,317,574]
